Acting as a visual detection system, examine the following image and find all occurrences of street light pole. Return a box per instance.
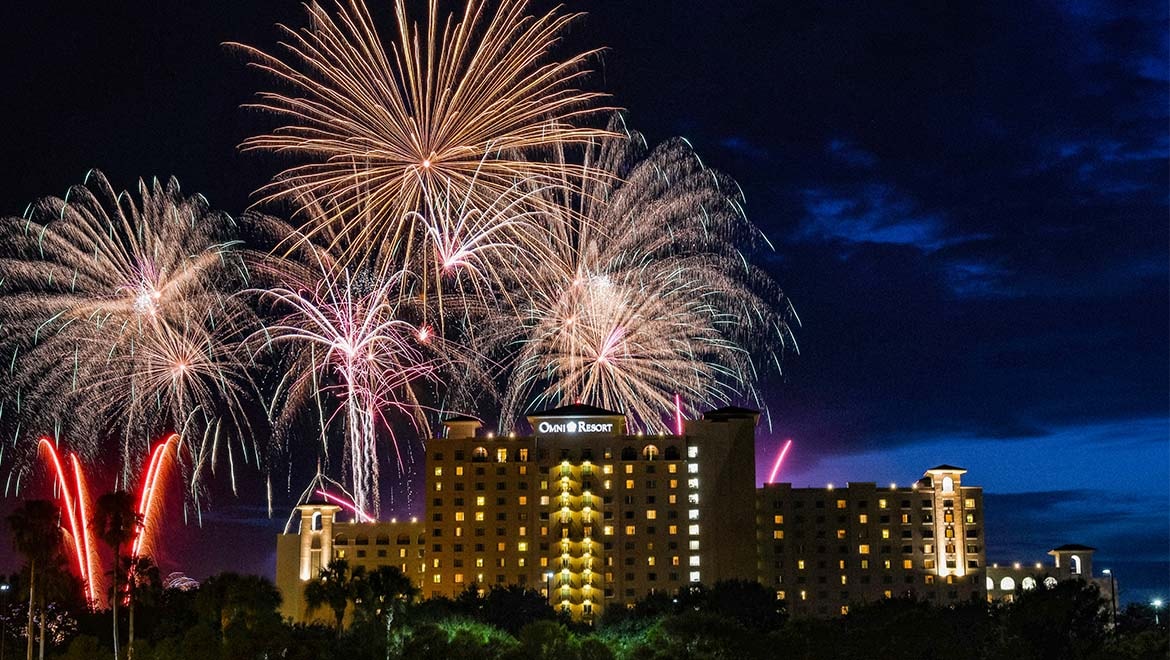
[1153,598,1163,626]
[1102,569,1116,629]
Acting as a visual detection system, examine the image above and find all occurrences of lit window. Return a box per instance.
[433,574,441,583]
[878,499,888,509]
[881,529,890,539]
[860,559,869,569]
[1022,577,1036,590]
[668,494,677,504]
[434,467,442,476]
[964,498,976,508]
[668,464,678,473]
[475,511,485,521]
[647,557,656,566]
[625,525,636,535]
[903,559,913,569]
[688,524,700,535]
[456,466,464,476]
[669,525,678,535]
[497,448,507,463]
[434,482,442,492]
[840,605,849,615]
[689,540,700,550]
[797,560,806,570]
[687,463,699,474]
[455,512,465,522]
[774,515,784,524]
[687,446,698,458]
[540,496,549,505]
[836,529,846,540]
[476,496,485,506]
[518,542,528,552]
[497,542,505,551]
[837,500,847,509]
[604,526,614,536]
[858,514,868,524]
[603,465,613,474]
[859,545,871,555]
[840,575,847,585]
[672,556,680,566]
[625,479,635,489]
[690,571,701,582]
[646,510,657,520]
[942,476,954,493]
[689,556,700,567]
[519,526,527,536]
[519,496,528,506]
[883,559,891,569]
[800,590,807,601]
[1000,577,1015,591]
[625,464,634,474]
[455,574,464,583]
[773,530,784,539]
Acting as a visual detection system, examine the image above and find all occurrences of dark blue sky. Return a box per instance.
[0,1,1165,602]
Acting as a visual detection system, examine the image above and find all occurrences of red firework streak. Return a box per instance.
[37,433,179,607]
[767,439,794,484]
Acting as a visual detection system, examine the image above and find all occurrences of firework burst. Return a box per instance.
[247,227,449,517]
[500,117,799,432]
[0,171,256,493]
[231,0,614,273]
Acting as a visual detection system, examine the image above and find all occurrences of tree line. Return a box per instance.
[4,498,1167,659]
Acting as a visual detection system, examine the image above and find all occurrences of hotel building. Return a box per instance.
[757,466,986,617]
[275,404,990,622]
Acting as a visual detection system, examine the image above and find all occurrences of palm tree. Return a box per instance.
[92,491,139,660]
[123,556,160,659]
[303,560,354,638]
[353,565,417,658]
[7,500,62,660]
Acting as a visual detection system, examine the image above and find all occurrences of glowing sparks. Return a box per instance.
[500,117,799,432]
[767,439,793,484]
[314,488,374,523]
[37,438,98,604]
[231,0,613,272]
[0,171,256,494]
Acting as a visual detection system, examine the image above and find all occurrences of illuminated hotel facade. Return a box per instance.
[275,404,988,622]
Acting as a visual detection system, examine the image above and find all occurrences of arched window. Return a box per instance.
[396,534,410,545]
[355,535,369,546]
[1070,555,1082,575]
[1000,577,1015,591]
[621,447,637,460]
[311,511,322,532]
[472,446,488,462]
[334,533,348,546]
[1022,577,1037,591]
[941,476,955,493]
[664,446,681,460]
[1043,577,1058,589]
[642,445,660,460]
[376,535,390,545]
[986,577,994,591]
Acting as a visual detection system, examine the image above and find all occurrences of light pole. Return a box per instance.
[1102,569,1116,629]
[0,582,10,660]
[1152,598,1163,626]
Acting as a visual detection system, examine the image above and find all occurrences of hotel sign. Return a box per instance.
[537,420,614,434]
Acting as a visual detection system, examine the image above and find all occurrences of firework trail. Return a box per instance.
[499,116,800,432]
[0,171,258,495]
[767,439,793,484]
[230,0,614,273]
[247,232,445,518]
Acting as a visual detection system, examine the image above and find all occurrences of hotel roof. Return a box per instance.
[530,403,624,418]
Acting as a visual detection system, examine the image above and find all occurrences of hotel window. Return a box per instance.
[923,559,935,570]
[689,556,700,566]
[883,559,892,569]
[646,510,657,520]
[837,500,847,509]
[434,467,442,476]
[858,514,868,524]
[455,512,465,522]
[625,479,635,489]
[964,498,976,508]
[840,575,847,585]
[881,529,890,539]
[476,496,485,506]
[903,559,913,569]
[860,559,869,569]
[647,556,656,566]
[774,514,784,524]
[455,466,464,476]
[475,512,485,522]
[668,494,678,504]
[625,525,636,535]
[668,464,678,473]
[859,545,871,555]
[604,525,614,535]
[836,529,846,540]
[625,464,634,474]
[496,448,507,463]
[687,446,699,458]
[688,509,699,520]
[434,482,442,492]
[687,463,699,474]
[797,560,806,570]
[688,524,700,535]
[669,525,678,535]
[432,574,441,583]
[774,530,785,540]
[518,496,528,506]
[689,540,700,550]
[901,514,911,524]
[965,513,975,524]
[879,499,888,509]
[519,526,527,536]
[455,574,464,584]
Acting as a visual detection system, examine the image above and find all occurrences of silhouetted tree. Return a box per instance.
[7,499,62,660]
[481,585,557,635]
[304,560,354,637]
[92,491,138,660]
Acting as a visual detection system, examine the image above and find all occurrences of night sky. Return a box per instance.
[0,1,1165,603]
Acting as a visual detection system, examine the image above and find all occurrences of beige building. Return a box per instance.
[985,544,1116,609]
[277,404,761,622]
[275,406,1000,623]
[757,465,986,617]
